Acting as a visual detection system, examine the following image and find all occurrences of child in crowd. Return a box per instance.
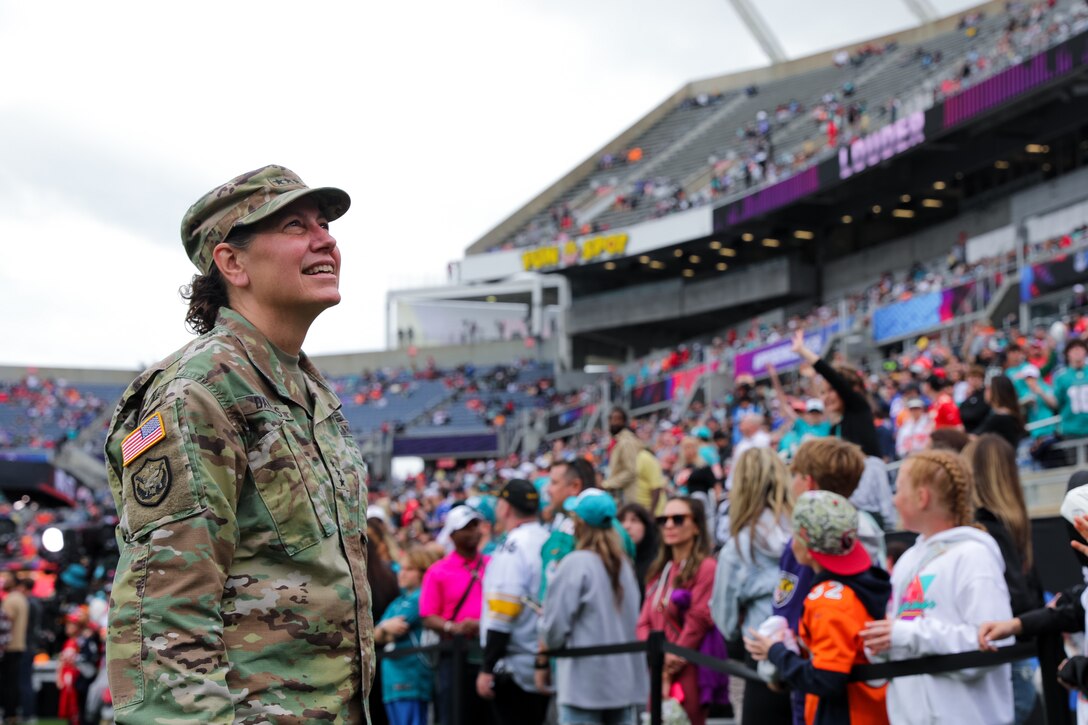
[745,491,891,725]
[860,450,1013,725]
[375,545,444,725]
[771,438,886,725]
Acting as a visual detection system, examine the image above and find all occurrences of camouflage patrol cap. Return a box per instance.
[180,165,351,274]
[792,490,871,576]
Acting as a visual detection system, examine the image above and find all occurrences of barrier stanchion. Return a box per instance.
[647,630,665,725]
[451,634,465,725]
[1038,632,1073,725]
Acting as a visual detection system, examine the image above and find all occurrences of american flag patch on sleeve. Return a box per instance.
[121,412,166,467]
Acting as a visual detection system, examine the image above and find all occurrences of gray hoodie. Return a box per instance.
[710,508,791,640]
[539,550,649,710]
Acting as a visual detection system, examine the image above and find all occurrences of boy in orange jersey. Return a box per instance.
[746,491,892,725]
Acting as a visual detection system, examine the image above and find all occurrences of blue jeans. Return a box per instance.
[558,704,637,725]
[385,699,428,725]
[1011,658,1037,725]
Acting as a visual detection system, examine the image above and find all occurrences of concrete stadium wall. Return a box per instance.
[310,338,558,377]
[1011,165,1088,223]
[568,256,813,334]
[823,202,1011,301]
[824,166,1088,302]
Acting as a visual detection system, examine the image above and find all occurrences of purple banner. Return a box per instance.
[714,166,820,230]
[733,323,842,379]
[944,46,1074,128]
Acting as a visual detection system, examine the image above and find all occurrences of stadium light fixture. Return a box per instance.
[994,160,1010,169]
[741,233,754,242]
[871,205,882,214]
[638,255,650,264]
[1025,144,1049,154]
[604,262,617,270]
[762,238,780,248]
[682,269,695,278]
[716,262,728,271]
[892,209,915,218]
[1043,163,1053,172]
[689,255,701,264]
[673,248,684,257]
[932,181,946,190]
[899,194,911,203]
[793,230,814,240]
[709,240,722,250]
[650,261,666,270]
[841,215,853,224]
[921,198,943,208]
[719,248,736,257]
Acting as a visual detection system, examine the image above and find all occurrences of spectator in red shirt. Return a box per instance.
[923,374,963,430]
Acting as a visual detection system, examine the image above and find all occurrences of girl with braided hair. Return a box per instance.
[859,450,1014,725]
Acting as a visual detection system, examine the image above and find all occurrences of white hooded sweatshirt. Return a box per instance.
[882,526,1014,725]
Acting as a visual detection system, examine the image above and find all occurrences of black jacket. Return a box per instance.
[976,508,1044,616]
[958,391,990,431]
[814,359,881,458]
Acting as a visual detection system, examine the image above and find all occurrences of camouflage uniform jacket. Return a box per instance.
[104,308,373,724]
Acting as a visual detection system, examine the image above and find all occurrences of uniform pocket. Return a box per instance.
[249,420,328,556]
[106,542,150,709]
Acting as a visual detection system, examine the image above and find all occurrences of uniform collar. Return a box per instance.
[214,308,340,417]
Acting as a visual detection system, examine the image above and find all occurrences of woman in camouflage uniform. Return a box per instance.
[105,166,373,724]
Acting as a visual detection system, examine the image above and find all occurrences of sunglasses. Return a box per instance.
[655,514,692,528]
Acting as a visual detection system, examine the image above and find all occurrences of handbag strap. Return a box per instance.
[448,556,483,623]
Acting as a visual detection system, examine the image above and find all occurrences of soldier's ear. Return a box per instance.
[213,243,250,289]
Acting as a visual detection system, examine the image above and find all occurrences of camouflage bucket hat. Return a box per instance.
[180,164,351,274]
[792,490,871,576]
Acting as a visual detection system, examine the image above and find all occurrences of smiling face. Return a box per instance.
[228,197,341,317]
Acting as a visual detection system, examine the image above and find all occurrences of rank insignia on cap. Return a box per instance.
[132,456,171,507]
[121,412,166,467]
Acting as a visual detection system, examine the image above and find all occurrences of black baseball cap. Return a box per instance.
[498,479,539,515]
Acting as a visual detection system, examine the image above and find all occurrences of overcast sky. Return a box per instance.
[0,0,982,370]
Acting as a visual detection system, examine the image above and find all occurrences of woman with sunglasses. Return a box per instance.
[636,497,716,725]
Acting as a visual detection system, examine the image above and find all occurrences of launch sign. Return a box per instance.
[838,111,925,180]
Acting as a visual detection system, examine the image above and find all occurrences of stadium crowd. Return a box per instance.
[0,279,1087,723]
[345,309,1088,725]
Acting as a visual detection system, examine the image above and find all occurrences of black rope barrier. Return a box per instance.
[849,640,1037,681]
[374,632,1069,725]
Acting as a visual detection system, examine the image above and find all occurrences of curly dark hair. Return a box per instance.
[179,228,254,334]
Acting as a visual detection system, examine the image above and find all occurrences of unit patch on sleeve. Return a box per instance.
[131,456,172,507]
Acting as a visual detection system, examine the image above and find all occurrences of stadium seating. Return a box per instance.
[491,0,1083,251]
